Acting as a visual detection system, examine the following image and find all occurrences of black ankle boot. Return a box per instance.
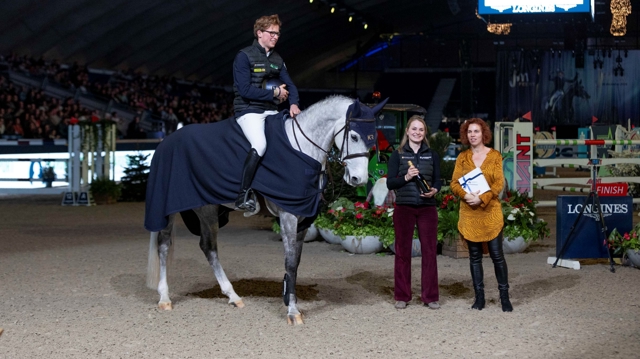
[500,289,513,312]
[472,289,485,310]
[235,149,261,211]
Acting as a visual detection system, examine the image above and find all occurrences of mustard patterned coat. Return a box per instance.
[450,148,505,242]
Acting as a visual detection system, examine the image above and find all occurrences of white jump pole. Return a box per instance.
[70,124,81,193]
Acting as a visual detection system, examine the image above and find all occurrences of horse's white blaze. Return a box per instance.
[343,156,369,186]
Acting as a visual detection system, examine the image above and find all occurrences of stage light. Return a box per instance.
[610,0,632,36]
[363,22,368,30]
[309,0,313,3]
[331,7,335,13]
[486,23,511,35]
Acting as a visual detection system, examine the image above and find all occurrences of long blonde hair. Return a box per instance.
[398,115,429,153]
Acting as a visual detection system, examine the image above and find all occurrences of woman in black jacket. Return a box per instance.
[386,115,442,310]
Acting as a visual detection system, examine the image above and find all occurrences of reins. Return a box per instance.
[290,109,372,166]
[289,103,375,202]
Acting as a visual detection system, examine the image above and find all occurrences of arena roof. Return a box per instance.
[0,0,635,87]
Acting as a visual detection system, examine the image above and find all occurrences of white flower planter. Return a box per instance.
[626,249,640,267]
[503,236,530,254]
[389,238,422,257]
[318,228,342,245]
[303,224,318,242]
[340,235,383,254]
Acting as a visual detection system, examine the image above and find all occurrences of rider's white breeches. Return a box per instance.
[236,111,278,157]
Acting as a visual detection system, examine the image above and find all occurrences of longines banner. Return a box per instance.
[556,195,632,259]
[496,49,640,131]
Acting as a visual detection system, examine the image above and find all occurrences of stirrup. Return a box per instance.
[236,189,256,212]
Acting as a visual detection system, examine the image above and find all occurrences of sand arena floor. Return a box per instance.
[0,191,639,358]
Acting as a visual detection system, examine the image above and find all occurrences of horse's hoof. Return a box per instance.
[287,313,304,325]
[232,300,245,308]
[158,302,173,311]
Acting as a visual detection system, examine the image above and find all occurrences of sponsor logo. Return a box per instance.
[566,203,629,221]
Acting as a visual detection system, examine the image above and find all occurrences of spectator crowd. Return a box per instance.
[0,53,235,139]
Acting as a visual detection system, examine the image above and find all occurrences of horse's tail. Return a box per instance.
[146,231,160,289]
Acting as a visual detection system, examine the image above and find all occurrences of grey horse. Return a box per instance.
[146,95,387,325]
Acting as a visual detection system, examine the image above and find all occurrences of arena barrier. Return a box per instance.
[0,124,116,204]
[495,122,640,206]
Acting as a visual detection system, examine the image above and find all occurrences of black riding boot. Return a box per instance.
[496,262,513,312]
[468,241,485,310]
[489,236,513,312]
[235,149,261,212]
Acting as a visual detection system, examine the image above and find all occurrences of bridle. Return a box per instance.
[290,108,373,166]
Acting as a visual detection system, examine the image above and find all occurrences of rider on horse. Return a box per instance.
[546,69,575,111]
[232,14,301,212]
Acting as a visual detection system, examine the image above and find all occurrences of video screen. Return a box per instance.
[477,1,591,15]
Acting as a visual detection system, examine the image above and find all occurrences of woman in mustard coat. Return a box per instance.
[450,118,512,312]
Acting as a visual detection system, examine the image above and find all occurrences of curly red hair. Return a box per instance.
[459,118,492,146]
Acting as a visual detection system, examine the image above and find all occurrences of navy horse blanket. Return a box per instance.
[144,112,324,232]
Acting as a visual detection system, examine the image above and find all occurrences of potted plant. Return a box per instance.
[436,187,460,244]
[323,197,394,254]
[501,190,550,253]
[607,224,640,268]
[314,210,342,244]
[436,186,466,258]
[89,176,122,205]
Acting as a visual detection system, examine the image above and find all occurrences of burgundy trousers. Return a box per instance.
[393,204,439,303]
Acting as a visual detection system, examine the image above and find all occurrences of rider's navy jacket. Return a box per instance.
[232,40,299,118]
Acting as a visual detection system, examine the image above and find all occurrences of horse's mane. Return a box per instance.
[298,95,354,122]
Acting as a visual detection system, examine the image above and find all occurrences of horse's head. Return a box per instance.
[335,98,388,187]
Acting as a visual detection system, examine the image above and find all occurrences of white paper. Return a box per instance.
[458,167,491,194]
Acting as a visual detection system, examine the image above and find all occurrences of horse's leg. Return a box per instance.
[154,214,176,310]
[193,205,244,308]
[279,211,305,325]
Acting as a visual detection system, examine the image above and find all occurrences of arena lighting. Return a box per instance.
[363,22,368,29]
[486,22,511,35]
[309,0,313,3]
[331,6,335,13]
[475,8,510,35]
[610,0,632,36]
[348,15,353,22]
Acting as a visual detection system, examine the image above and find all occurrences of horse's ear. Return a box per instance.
[351,98,362,118]
[371,98,389,114]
